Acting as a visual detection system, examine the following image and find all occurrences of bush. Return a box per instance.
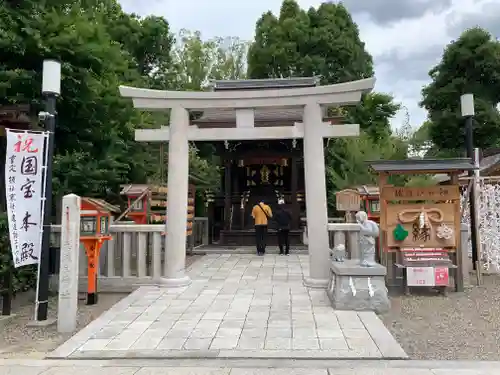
[0,213,37,294]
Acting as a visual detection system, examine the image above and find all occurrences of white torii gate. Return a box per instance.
[119,77,375,288]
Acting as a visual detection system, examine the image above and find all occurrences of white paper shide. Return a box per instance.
[5,130,47,268]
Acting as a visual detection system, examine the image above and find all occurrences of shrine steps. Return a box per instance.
[219,229,303,247]
[192,244,309,254]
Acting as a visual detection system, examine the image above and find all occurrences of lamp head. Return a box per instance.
[460,93,474,117]
[42,59,61,96]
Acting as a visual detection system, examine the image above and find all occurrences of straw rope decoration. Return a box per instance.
[397,207,446,242]
[397,207,444,228]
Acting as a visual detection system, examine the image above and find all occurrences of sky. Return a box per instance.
[118,0,500,130]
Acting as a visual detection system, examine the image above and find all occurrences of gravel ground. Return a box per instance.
[0,291,127,358]
[380,273,500,360]
[0,255,202,358]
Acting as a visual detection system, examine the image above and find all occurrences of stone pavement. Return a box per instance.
[50,254,406,359]
[2,359,500,374]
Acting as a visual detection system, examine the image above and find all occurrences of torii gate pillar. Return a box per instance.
[163,106,191,286]
[302,103,330,288]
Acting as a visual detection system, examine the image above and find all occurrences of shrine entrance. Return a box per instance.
[212,140,305,245]
[120,76,375,288]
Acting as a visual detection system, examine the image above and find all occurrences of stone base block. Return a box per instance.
[159,275,191,287]
[26,318,57,328]
[303,276,329,289]
[327,259,390,314]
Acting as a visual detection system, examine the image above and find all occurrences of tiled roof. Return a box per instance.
[210,77,320,91]
[120,184,150,195]
[368,158,475,173]
[434,152,500,183]
[82,197,120,213]
[191,77,342,124]
[353,185,380,196]
[192,106,330,123]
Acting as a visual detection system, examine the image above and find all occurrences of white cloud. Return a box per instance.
[118,0,500,131]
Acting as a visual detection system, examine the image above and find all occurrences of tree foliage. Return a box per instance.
[247,0,399,138]
[421,27,500,153]
[326,133,406,190]
[248,0,373,82]
[158,30,250,190]
[247,0,401,195]
[169,29,249,91]
[0,0,174,202]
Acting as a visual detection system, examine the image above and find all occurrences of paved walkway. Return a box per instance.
[50,254,406,359]
[2,359,500,374]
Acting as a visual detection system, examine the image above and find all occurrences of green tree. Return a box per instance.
[150,29,251,190]
[421,27,500,153]
[326,132,405,191]
[247,0,401,197]
[169,29,249,91]
[248,0,373,82]
[0,0,165,202]
[346,92,400,139]
[247,0,397,139]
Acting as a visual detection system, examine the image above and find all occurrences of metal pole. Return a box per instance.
[472,147,482,284]
[1,267,12,316]
[465,115,479,271]
[35,95,56,321]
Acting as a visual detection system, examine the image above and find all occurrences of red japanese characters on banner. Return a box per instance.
[13,134,39,153]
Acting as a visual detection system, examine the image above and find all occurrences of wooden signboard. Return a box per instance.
[336,189,361,212]
[386,203,456,248]
[381,186,460,201]
[400,248,453,267]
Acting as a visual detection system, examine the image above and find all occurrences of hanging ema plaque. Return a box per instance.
[336,189,361,212]
[4,129,48,268]
[386,203,456,248]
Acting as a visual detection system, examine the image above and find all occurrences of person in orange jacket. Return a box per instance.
[251,200,273,256]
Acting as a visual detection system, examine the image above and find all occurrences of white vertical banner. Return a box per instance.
[5,129,48,268]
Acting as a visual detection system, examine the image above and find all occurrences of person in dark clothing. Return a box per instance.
[274,199,292,255]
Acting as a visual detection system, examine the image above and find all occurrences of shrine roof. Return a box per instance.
[193,77,323,123]
[434,151,500,183]
[368,158,475,174]
[192,106,332,123]
[353,185,379,196]
[209,77,320,91]
[120,184,149,195]
[81,197,120,213]
[0,104,33,136]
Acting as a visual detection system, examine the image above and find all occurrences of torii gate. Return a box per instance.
[119,77,375,288]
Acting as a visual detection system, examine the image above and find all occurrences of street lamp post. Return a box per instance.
[35,60,61,321]
[460,93,479,271]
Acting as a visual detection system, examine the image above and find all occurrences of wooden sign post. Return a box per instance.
[336,189,361,223]
[368,158,475,294]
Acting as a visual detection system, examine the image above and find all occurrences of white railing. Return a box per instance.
[48,217,360,293]
[327,223,361,259]
[49,217,209,293]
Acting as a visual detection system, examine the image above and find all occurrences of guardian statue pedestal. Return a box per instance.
[326,211,390,313]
